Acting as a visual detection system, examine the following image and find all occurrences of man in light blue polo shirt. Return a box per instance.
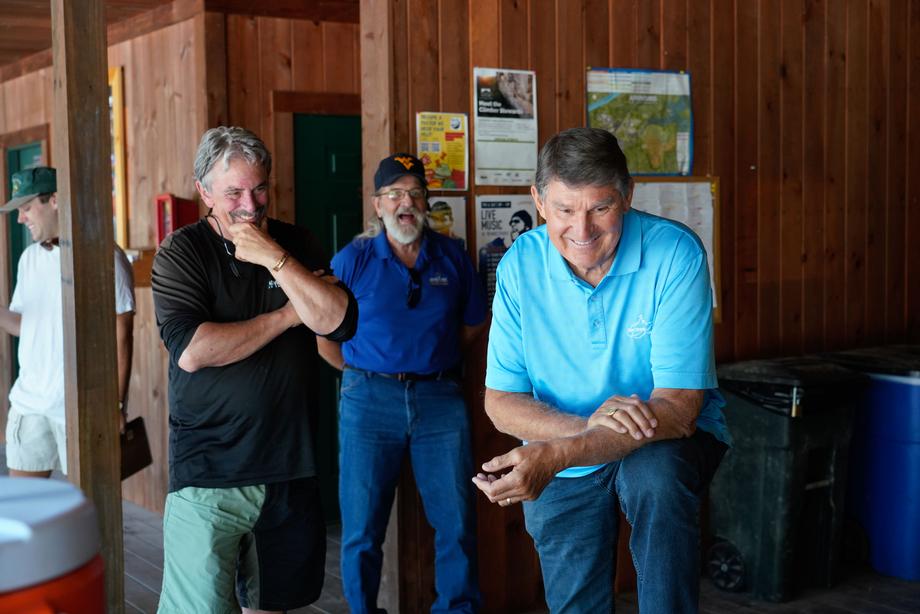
[473,128,729,613]
[318,153,485,614]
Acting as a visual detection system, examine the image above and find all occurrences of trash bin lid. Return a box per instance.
[717,356,863,388]
[820,346,920,377]
[0,477,100,592]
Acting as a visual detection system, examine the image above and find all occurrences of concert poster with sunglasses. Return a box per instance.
[416,112,468,190]
[475,194,537,304]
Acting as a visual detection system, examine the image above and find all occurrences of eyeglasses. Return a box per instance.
[407,268,421,309]
[376,188,427,201]
[208,213,241,279]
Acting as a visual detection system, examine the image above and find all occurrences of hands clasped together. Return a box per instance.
[472,393,659,508]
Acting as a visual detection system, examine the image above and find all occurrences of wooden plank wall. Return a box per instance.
[225,14,361,222]
[106,17,209,512]
[368,1,920,611]
[378,0,920,366]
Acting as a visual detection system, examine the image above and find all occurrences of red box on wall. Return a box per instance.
[155,194,199,244]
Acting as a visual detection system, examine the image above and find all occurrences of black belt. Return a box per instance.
[347,366,461,382]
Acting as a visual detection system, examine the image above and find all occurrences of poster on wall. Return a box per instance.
[475,194,537,303]
[427,196,467,249]
[586,67,693,175]
[473,67,538,186]
[631,179,718,308]
[416,112,468,190]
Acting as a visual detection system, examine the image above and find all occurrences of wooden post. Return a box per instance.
[359,2,403,610]
[51,0,124,611]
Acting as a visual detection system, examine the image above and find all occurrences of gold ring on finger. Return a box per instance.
[607,408,620,417]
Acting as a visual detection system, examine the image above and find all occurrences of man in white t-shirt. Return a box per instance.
[0,166,135,477]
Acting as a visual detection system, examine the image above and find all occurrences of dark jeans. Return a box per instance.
[338,368,481,614]
[523,429,727,613]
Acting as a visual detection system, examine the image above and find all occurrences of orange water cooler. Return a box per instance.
[0,477,105,613]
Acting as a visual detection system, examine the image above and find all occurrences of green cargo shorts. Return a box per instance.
[157,478,325,613]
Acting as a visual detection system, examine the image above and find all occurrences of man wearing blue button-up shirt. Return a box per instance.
[318,153,485,614]
[473,128,729,613]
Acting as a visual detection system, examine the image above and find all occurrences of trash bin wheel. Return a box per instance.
[707,540,745,592]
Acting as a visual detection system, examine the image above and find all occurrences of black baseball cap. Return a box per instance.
[374,153,427,192]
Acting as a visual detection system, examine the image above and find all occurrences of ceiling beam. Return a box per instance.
[204,0,358,22]
[0,0,203,84]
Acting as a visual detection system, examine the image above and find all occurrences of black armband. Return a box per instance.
[322,281,358,342]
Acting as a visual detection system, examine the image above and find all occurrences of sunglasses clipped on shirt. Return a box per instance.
[407,268,421,309]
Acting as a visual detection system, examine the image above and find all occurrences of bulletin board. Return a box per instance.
[633,176,721,323]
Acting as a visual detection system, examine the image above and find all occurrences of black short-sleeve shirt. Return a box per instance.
[152,218,328,492]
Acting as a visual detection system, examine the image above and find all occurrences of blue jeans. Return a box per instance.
[523,429,726,613]
[338,368,481,613]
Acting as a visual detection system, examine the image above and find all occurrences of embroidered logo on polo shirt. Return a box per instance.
[267,279,281,289]
[428,273,449,286]
[626,315,652,339]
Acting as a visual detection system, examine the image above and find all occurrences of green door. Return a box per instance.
[6,143,43,380]
[7,143,42,289]
[294,114,363,523]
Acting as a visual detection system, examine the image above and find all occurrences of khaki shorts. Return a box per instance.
[5,407,67,474]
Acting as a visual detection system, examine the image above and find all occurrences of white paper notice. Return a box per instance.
[473,67,538,186]
[631,181,717,307]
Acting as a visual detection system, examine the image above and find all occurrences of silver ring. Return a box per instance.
[504,497,512,505]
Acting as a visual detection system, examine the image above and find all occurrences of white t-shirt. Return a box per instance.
[8,243,135,422]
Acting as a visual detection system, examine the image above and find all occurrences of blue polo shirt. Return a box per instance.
[486,209,728,478]
[333,229,486,374]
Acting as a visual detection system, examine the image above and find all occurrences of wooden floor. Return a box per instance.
[121,499,920,614]
[3,446,918,613]
[122,500,347,613]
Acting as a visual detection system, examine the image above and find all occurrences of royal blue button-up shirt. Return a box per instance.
[332,229,486,374]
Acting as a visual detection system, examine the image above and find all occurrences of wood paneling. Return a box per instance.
[225,14,361,222]
[365,0,920,365]
[0,0,178,70]
[106,16,208,512]
[108,17,206,250]
[363,0,920,611]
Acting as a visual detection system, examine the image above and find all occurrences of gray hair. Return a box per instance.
[193,126,272,190]
[534,127,632,201]
[357,217,385,239]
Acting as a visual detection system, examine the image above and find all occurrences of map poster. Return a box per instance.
[586,68,693,175]
[473,67,538,186]
[416,112,468,190]
[427,196,467,249]
[475,194,537,304]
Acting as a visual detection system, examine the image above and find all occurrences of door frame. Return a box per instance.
[270,90,361,223]
[0,123,50,438]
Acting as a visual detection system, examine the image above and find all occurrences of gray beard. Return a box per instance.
[382,208,425,244]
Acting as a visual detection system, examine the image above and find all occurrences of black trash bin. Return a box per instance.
[707,356,865,602]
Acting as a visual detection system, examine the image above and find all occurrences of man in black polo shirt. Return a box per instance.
[152,126,357,614]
